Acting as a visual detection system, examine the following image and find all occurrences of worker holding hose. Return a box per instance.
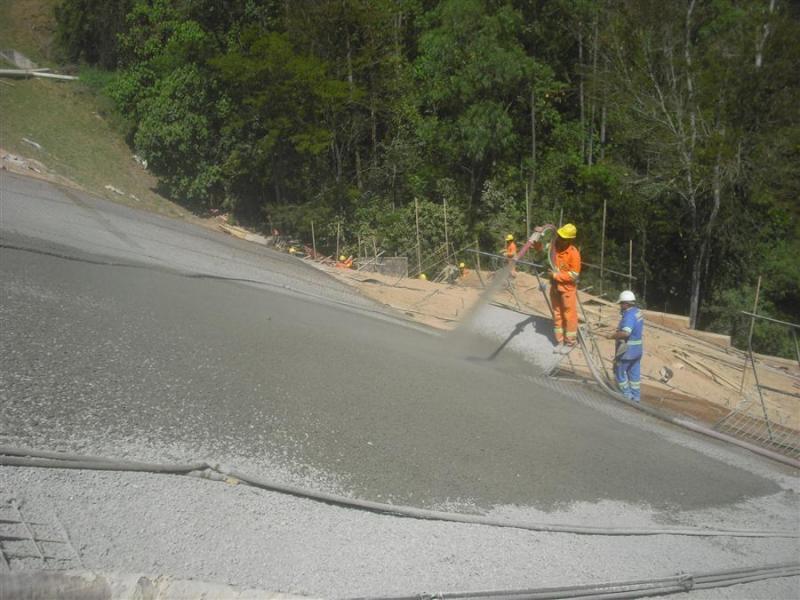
[532,223,581,352]
[504,234,518,277]
[607,290,644,402]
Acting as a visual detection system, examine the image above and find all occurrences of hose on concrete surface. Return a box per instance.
[345,562,800,600]
[572,329,800,470]
[1,447,796,539]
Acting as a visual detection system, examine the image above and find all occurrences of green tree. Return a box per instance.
[55,0,132,68]
[212,29,350,214]
[414,0,536,213]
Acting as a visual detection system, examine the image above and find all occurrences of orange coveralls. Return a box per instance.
[534,241,581,344]
[335,257,354,269]
[550,244,581,344]
[505,241,518,275]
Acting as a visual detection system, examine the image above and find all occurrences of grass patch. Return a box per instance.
[0,0,189,219]
[0,0,60,66]
[1,76,186,217]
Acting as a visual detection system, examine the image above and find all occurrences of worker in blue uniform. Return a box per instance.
[607,290,644,402]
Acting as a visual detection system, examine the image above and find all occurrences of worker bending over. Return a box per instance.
[534,223,581,352]
[607,290,644,402]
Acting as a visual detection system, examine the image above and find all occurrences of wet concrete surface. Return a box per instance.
[0,173,785,512]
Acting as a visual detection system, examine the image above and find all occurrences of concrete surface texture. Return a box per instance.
[1,172,798,598]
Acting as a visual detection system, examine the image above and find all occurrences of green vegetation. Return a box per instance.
[6,0,800,357]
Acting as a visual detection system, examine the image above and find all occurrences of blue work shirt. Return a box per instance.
[617,306,644,360]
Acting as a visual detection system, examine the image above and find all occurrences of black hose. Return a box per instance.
[343,562,800,600]
[1,448,797,539]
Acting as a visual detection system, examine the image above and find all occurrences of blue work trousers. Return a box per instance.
[615,357,641,402]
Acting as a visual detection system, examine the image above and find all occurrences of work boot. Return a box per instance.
[552,343,564,354]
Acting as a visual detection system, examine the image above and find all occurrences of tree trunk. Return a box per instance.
[689,250,703,329]
[587,12,599,166]
[640,226,647,304]
[755,0,777,69]
[345,29,362,190]
[370,93,378,170]
[600,58,607,160]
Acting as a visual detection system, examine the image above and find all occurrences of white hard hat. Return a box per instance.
[617,290,636,303]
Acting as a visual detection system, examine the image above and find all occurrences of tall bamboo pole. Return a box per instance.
[414,198,422,275]
[443,197,450,264]
[529,85,536,239]
[525,181,530,240]
[628,240,633,290]
[739,275,762,392]
[336,221,341,260]
[311,220,317,259]
[600,198,607,296]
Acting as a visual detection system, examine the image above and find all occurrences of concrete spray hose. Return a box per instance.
[1,446,796,540]
[512,224,559,273]
[346,563,800,600]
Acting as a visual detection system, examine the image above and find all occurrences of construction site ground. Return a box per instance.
[314,260,799,434]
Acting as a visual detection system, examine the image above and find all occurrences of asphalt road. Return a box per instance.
[0,172,788,512]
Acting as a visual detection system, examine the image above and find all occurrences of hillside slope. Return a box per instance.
[0,0,187,218]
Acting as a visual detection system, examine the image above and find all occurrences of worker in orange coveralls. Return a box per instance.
[335,255,354,269]
[534,223,581,353]
[504,234,518,277]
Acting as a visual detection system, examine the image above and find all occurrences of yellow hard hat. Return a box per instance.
[459,262,465,268]
[557,223,577,239]
[506,234,514,242]
[339,255,346,261]
[288,246,296,254]
[419,273,427,280]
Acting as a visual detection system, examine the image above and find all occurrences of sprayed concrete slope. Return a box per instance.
[1,172,798,596]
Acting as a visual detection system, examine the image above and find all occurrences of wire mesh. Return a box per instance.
[713,391,800,460]
[0,497,83,572]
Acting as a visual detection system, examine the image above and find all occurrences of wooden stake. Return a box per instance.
[336,221,341,260]
[443,197,450,265]
[525,181,530,240]
[739,275,762,393]
[414,198,422,275]
[311,220,317,259]
[600,198,607,296]
[628,239,633,290]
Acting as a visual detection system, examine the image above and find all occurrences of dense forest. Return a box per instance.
[54,0,799,356]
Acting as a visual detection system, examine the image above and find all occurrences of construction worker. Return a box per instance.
[533,223,581,352]
[504,234,518,277]
[335,255,353,269]
[459,262,468,278]
[607,290,644,402]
